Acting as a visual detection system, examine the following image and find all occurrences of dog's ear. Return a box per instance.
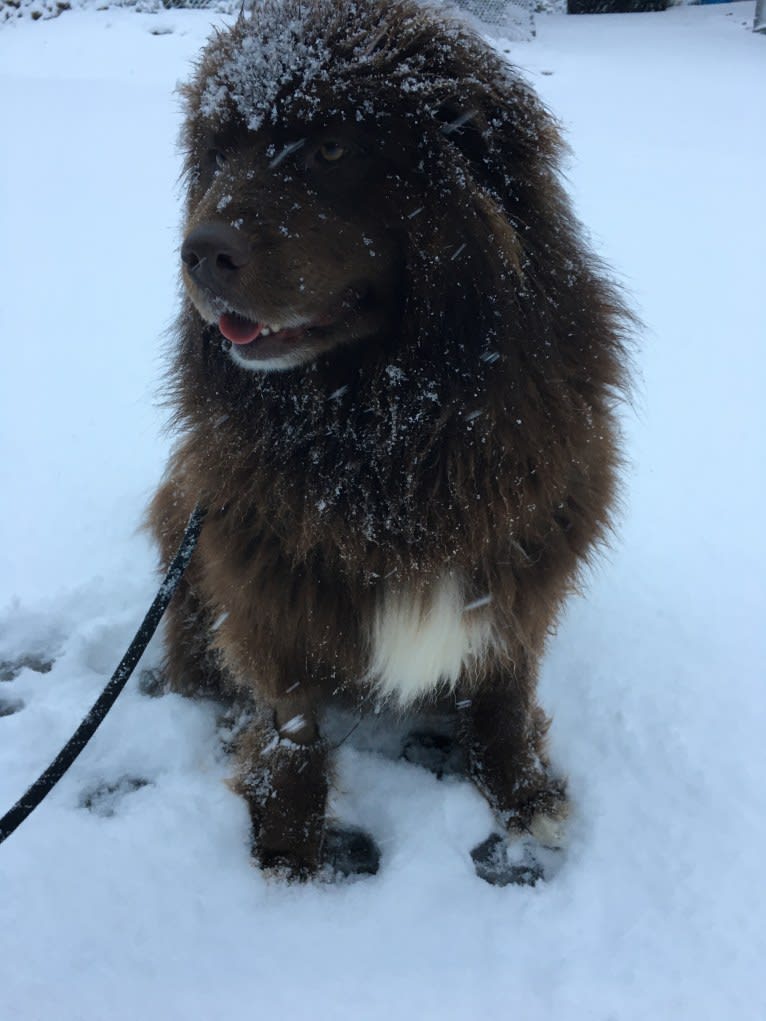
[399,69,570,375]
[432,100,488,162]
[432,77,564,196]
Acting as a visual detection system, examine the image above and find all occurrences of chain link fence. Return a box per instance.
[5,0,764,34]
[2,0,538,35]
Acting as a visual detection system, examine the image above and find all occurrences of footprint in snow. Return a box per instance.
[0,696,25,718]
[0,654,54,683]
[79,776,153,818]
[136,667,169,698]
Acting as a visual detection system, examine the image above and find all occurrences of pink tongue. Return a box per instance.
[219,313,263,345]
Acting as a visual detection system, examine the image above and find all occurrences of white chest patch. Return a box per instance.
[367,575,503,706]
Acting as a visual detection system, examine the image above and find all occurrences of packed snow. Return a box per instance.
[1,4,765,1019]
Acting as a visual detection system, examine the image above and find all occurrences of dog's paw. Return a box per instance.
[401,730,465,778]
[527,807,568,849]
[472,797,569,886]
[258,849,318,882]
[471,833,543,887]
[471,832,564,887]
[320,825,380,878]
[258,825,380,882]
[506,784,570,850]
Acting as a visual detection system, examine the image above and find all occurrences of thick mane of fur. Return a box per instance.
[165,0,629,568]
[149,0,633,878]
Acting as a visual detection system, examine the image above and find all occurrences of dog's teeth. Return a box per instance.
[271,324,282,333]
[261,327,271,337]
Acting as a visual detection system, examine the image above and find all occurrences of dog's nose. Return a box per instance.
[181,222,251,289]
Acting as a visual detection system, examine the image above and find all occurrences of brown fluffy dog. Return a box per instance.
[149,0,631,880]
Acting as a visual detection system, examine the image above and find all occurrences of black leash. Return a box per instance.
[0,503,206,846]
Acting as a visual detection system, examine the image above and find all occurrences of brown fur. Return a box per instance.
[148,0,632,878]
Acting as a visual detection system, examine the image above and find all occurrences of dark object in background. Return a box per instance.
[568,0,668,12]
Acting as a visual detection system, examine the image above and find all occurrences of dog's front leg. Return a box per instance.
[463,681,569,848]
[234,694,328,879]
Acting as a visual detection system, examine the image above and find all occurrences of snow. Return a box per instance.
[1,3,765,1018]
[198,2,334,131]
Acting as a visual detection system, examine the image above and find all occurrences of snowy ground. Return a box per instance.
[1,4,765,1018]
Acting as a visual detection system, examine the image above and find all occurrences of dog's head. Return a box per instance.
[178,0,563,374]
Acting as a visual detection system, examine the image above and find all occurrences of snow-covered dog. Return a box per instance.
[149,0,631,880]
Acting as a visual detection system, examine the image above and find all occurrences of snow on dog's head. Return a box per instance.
[175,0,566,374]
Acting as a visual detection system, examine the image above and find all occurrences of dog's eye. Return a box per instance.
[207,148,227,171]
[318,141,347,163]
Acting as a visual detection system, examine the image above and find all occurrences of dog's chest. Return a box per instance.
[366,574,502,705]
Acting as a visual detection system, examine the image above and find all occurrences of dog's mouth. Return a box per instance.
[209,287,369,366]
[187,277,382,369]
[217,309,334,366]
[219,312,311,349]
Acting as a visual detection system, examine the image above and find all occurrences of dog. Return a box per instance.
[149,0,631,880]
